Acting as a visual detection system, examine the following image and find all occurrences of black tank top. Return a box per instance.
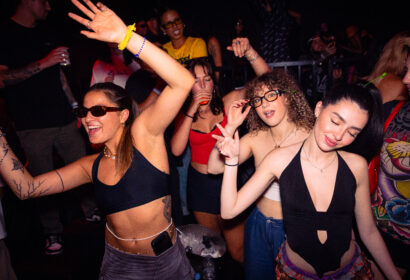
[279,143,356,277]
[92,147,170,215]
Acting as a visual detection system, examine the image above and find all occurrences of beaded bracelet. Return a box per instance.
[118,23,136,50]
[184,112,194,119]
[224,162,239,167]
[135,37,146,58]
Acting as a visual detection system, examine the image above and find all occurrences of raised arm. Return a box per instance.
[208,99,251,174]
[213,124,277,219]
[352,155,401,280]
[0,134,92,200]
[68,0,194,137]
[228,37,270,77]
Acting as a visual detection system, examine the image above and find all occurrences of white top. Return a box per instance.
[90,54,141,89]
[263,181,281,201]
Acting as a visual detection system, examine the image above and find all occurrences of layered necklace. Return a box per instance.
[269,128,296,149]
[303,147,337,173]
[103,146,116,160]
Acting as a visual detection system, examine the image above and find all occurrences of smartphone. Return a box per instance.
[151,231,173,256]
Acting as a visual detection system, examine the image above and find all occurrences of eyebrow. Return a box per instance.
[332,112,363,131]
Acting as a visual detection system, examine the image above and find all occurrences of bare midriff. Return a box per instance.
[104,197,176,255]
[191,161,208,174]
[257,196,283,219]
[284,240,356,275]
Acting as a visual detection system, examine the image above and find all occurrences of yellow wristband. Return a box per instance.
[118,23,136,50]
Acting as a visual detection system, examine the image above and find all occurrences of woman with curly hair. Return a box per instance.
[208,69,314,279]
[366,31,410,103]
[171,37,270,263]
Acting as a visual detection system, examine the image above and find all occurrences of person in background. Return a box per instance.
[160,8,208,67]
[365,31,410,104]
[171,37,270,263]
[370,45,409,279]
[90,42,140,88]
[0,0,99,256]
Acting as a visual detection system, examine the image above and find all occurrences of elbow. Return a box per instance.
[221,212,235,220]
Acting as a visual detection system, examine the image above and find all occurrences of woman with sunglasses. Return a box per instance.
[0,1,195,279]
[207,69,314,279]
[213,83,401,279]
[171,37,270,263]
[160,8,208,67]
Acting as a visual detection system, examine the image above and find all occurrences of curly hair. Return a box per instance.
[366,31,410,81]
[245,69,315,133]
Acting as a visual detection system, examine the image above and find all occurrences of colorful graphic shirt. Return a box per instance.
[371,101,410,245]
[163,37,208,67]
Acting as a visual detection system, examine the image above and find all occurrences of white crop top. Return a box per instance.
[263,181,281,201]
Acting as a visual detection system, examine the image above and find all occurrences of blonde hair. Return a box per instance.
[366,31,410,81]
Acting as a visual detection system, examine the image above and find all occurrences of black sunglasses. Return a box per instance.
[73,105,122,118]
[249,89,283,108]
[162,18,182,29]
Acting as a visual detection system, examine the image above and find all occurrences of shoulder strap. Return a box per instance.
[384,101,405,132]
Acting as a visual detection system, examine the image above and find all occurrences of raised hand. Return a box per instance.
[227,99,251,132]
[68,0,127,44]
[212,123,240,161]
[190,91,212,111]
[227,37,253,58]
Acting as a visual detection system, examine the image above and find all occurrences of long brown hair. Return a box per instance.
[245,69,315,133]
[88,83,138,174]
[366,31,410,82]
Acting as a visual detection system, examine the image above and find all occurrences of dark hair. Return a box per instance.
[186,58,224,121]
[87,82,138,173]
[245,69,315,133]
[322,82,384,161]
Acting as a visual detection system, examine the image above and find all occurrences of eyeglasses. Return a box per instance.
[162,18,182,29]
[249,89,283,108]
[73,105,122,118]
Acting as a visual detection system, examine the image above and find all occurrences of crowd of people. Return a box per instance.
[0,0,408,280]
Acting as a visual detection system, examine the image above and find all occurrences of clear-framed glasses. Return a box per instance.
[249,89,283,108]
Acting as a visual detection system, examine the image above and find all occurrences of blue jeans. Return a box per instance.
[244,206,285,280]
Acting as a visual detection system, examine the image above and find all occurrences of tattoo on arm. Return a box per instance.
[0,142,8,165]
[11,158,24,174]
[12,178,49,199]
[3,63,42,86]
[162,195,172,222]
[55,170,65,192]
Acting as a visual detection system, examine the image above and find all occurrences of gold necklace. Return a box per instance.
[303,147,337,173]
[269,128,296,149]
[103,146,116,160]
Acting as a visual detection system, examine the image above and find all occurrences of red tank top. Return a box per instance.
[189,112,227,164]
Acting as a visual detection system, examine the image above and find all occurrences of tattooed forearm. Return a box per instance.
[55,170,65,192]
[0,142,9,165]
[11,158,24,174]
[12,178,48,199]
[2,63,42,86]
[162,195,172,222]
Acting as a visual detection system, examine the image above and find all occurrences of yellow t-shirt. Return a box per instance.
[163,37,208,67]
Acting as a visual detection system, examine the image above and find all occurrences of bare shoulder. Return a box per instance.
[222,88,246,107]
[261,142,301,178]
[337,150,368,178]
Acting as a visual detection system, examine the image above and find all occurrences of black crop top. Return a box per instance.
[92,147,170,216]
[279,143,356,277]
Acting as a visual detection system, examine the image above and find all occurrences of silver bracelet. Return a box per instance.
[246,53,258,63]
[224,161,239,167]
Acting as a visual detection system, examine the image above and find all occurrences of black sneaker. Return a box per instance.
[45,234,63,255]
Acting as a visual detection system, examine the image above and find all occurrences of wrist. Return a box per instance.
[225,156,239,165]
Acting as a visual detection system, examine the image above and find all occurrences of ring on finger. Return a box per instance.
[86,21,91,29]
[235,41,240,45]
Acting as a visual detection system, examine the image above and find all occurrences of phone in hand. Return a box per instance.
[151,231,173,256]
